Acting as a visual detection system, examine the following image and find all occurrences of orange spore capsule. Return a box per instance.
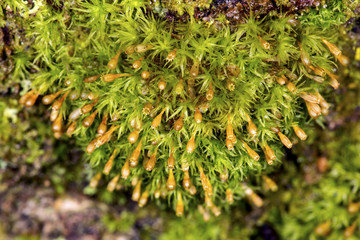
[317,93,329,110]
[42,90,62,105]
[199,167,213,195]
[158,77,166,90]
[86,138,98,154]
[276,76,286,85]
[64,79,72,86]
[130,117,142,130]
[219,168,228,182]
[264,144,276,161]
[258,36,270,49]
[305,101,322,119]
[206,83,214,100]
[52,114,63,133]
[87,92,98,101]
[81,98,98,115]
[308,74,324,83]
[202,209,211,222]
[102,73,132,82]
[227,79,235,91]
[292,125,307,141]
[132,180,142,202]
[300,92,320,104]
[138,189,149,207]
[226,138,234,150]
[314,221,331,236]
[186,134,196,154]
[286,81,296,93]
[329,77,339,89]
[151,108,166,129]
[262,176,278,191]
[144,148,158,171]
[121,159,131,179]
[80,91,89,100]
[309,65,326,77]
[19,89,36,105]
[194,107,202,123]
[189,185,197,195]
[134,43,153,53]
[227,63,241,77]
[24,93,39,107]
[241,140,260,161]
[68,108,81,121]
[107,50,121,70]
[205,193,213,208]
[190,59,199,78]
[299,42,311,67]
[107,174,119,192]
[97,115,108,136]
[288,18,299,26]
[247,118,257,138]
[130,140,142,167]
[226,116,235,140]
[344,223,356,238]
[181,159,189,172]
[226,189,234,204]
[132,57,144,69]
[317,156,329,173]
[53,131,63,139]
[142,102,153,115]
[66,121,77,137]
[83,110,98,128]
[103,149,118,175]
[265,151,274,165]
[141,71,151,79]
[270,126,280,133]
[96,125,119,147]
[182,170,191,190]
[89,172,101,188]
[125,45,135,55]
[348,202,360,214]
[52,91,69,111]
[67,90,78,100]
[166,169,176,191]
[160,187,168,199]
[176,192,184,217]
[337,54,350,66]
[211,205,221,217]
[167,148,175,169]
[232,134,237,143]
[322,39,342,56]
[84,74,100,83]
[166,48,177,61]
[175,78,184,95]
[174,114,184,131]
[278,132,293,149]
[154,184,161,199]
[128,130,139,144]
[245,187,263,207]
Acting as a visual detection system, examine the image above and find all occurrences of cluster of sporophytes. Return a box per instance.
[266,40,360,240]
[9,0,351,216]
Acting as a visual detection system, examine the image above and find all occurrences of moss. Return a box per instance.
[2,0,355,219]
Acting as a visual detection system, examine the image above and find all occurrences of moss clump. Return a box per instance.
[3,0,352,216]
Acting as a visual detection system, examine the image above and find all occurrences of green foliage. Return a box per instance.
[4,0,352,218]
[102,211,136,232]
